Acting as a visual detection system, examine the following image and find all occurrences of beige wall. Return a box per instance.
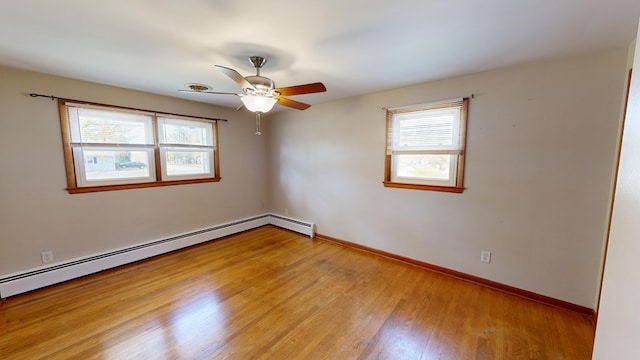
[267,49,628,308]
[592,26,640,359]
[0,66,268,275]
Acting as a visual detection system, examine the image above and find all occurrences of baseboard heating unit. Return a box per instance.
[0,213,314,298]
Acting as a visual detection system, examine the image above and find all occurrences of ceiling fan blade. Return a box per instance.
[274,82,326,96]
[178,89,240,96]
[214,65,256,90]
[276,97,311,110]
[235,103,245,112]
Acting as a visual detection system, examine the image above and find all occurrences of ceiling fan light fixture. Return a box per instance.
[240,95,277,113]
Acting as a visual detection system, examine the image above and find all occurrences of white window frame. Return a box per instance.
[384,98,469,193]
[66,104,157,187]
[157,116,216,181]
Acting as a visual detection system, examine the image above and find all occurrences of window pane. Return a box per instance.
[83,150,152,181]
[74,108,153,145]
[159,118,213,146]
[395,154,452,181]
[165,150,211,176]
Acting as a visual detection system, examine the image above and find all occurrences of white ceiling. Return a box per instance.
[1,1,639,111]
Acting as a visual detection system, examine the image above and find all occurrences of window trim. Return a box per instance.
[58,99,221,193]
[383,98,469,193]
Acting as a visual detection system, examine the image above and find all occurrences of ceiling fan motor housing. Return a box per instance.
[245,75,276,95]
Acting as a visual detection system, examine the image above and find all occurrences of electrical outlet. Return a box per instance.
[481,251,491,263]
[41,250,54,264]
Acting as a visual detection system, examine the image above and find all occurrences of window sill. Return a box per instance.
[382,181,464,193]
[67,177,221,194]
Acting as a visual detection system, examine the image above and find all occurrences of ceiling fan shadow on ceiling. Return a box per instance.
[180,56,327,135]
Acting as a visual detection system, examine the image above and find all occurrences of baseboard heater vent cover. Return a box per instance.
[0,213,315,298]
[0,215,272,298]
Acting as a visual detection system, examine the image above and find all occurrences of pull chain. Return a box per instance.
[255,112,262,135]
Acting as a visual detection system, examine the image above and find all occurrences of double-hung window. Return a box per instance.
[157,116,215,181]
[59,100,220,193]
[384,98,469,193]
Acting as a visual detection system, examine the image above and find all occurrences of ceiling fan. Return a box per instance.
[182,55,325,114]
[181,56,326,135]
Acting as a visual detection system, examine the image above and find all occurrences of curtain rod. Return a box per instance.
[29,93,228,122]
[381,94,475,111]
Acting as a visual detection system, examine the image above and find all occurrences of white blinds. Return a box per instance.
[66,103,154,146]
[157,117,214,147]
[387,99,465,155]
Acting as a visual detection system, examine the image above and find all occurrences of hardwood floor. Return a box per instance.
[0,225,594,359]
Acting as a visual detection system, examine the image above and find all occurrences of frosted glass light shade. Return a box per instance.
[240,95,277,113]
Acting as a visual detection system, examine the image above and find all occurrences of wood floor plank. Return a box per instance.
[0,225,595,359]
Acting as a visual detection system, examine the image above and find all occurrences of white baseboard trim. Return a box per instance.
[0,213,314,298]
